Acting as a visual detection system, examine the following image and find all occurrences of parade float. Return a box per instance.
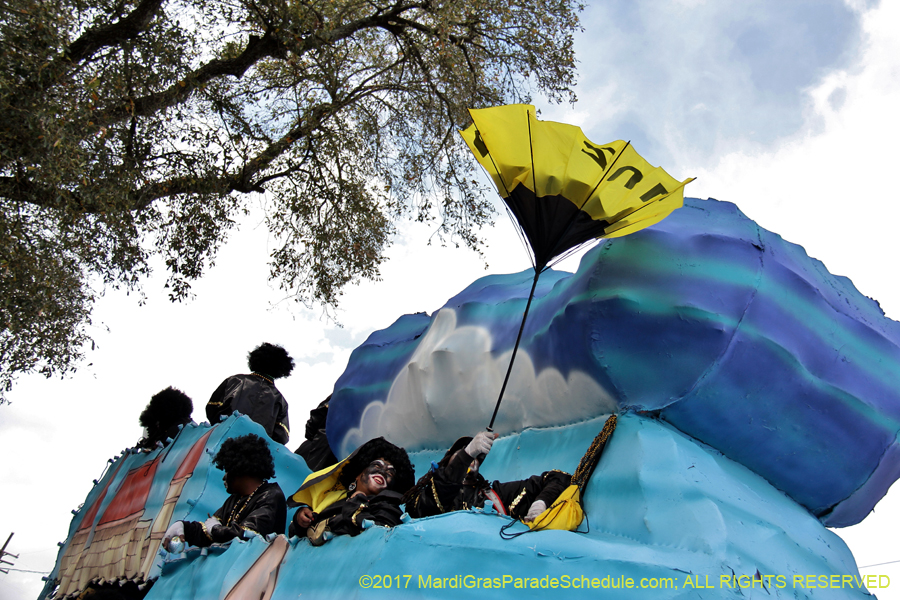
[40,106,900,599]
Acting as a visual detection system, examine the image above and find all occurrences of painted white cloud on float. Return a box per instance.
[339,308,617,456]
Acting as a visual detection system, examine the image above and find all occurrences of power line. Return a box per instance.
[2,568,50,575]
[0,533,18,575]
[859,559,900,569]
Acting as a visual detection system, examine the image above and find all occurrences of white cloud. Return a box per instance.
[338,308,617,456]
[569,0,866,168]
[685,0,900,319]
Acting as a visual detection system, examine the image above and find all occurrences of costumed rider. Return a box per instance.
[137,387,193,451]
[287,437,415,546]
[163,434,287,549]
[294,395,338,471]
[403,431,571,522]
[207,342,293,444]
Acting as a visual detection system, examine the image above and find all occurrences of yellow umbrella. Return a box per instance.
[460,104,694,428]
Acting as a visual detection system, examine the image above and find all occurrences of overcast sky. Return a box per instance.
[3,1,900,598]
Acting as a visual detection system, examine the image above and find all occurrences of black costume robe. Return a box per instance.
[294,395,337,471]
[207,374,290,444]
[183,482,286,547]
[288,490,404,540]
[407,448,570,520]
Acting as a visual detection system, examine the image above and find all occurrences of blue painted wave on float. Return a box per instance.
[326,197,900,526]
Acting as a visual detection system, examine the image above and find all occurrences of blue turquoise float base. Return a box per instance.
[146,414,874,599]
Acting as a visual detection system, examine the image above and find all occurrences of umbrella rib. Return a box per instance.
[580,140,632,212]
[468,113,513,200]
[503,200,536,269]
[603,177,696,236]
[528,109,537,198]
[543,141,633,266]
[487,147,513,199]
[526,109,543,270]
[545,240,597,272]
[474,118,533,266]
[468,112,535,269]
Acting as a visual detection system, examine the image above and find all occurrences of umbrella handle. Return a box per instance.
[488,271,541,430]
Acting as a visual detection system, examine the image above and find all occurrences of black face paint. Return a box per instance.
[366,459,396,482]
[358,459,395,494]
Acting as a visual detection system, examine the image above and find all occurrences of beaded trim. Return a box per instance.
[207,401,223,407]
[277,422,290,435]
[226,483,263,526]
[572,414,617,487]
[508,487,528,514]
[430,478,445,513]
[251,372,274,384]
[200,522,213,541]
[351,504,367,526]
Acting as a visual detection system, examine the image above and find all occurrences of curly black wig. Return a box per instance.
[214,434,276,480]
[139,387,193,433]
[247,342,295,379]
[339,437,415,494]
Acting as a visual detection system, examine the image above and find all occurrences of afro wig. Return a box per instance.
[213,434,276,480]
[338,437,415,494]
[248,343,295,379]
[139,387,193,433]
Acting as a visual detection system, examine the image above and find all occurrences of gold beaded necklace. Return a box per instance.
[251,372,274,384]
[226,482,264,526]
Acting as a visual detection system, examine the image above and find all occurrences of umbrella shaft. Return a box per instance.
[489,270,541,430]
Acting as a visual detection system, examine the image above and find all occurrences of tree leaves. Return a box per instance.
[0,0,580,401]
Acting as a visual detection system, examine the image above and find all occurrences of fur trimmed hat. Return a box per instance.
[339,437,415,494]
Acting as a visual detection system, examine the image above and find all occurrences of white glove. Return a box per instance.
[465,431,497,458]
[524,500,546,522]
[204,516,221,533]
[163,521,185,552]
[163,521,184,541]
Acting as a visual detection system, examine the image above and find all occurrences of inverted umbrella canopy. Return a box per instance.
[461,103,694,271]
[460,104,694,429]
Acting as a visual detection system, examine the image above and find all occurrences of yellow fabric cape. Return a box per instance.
[289,458,350,514]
